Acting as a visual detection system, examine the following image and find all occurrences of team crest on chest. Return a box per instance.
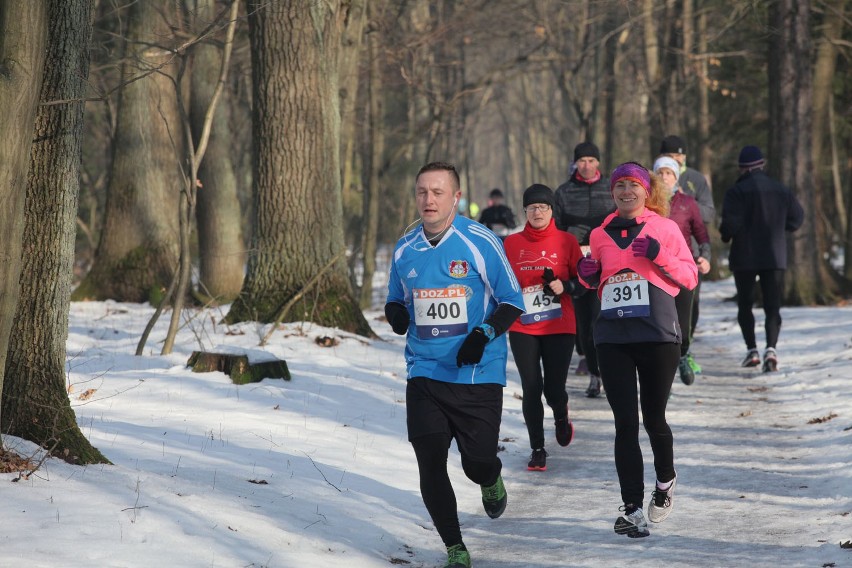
[449,260,469,278]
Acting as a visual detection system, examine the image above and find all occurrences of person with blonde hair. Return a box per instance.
[577,162,697,538]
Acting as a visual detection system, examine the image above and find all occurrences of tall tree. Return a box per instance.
[768,0,835,303]
[226,1,372,336]
[0,1,47,429]
[2,0,108,463]
[73,0,182,303]
[192,0,245,304]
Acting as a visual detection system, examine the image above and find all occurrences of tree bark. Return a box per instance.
[768,0,835,304]
[358,4,384,309]
[192,0,245,304]
[3,0,108,464]
[73,0,181,303]
[811,3,845,239]
[0,1,47,430]
[227,1,372,336]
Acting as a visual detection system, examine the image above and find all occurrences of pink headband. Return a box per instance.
[610,162,651,197]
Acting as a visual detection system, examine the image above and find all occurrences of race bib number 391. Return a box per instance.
[600,271,650,319]
[413,287,469,339]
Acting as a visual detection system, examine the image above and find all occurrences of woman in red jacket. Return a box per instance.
[503,184,583,472]
[577,163,697,538]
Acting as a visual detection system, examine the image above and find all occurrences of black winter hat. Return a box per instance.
[738,145,765,169]
[522,184,554,208]
[659,135,686,154]
[573,142,600,162]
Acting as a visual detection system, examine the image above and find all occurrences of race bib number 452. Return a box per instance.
[413,287,469,339]
[520,284,562,325]
[600,271,650,319]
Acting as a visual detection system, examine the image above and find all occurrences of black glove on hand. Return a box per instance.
[456,328,489,367]
[541,267,558,297]
[384,302,410,335]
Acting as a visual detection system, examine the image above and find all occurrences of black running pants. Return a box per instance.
[733,269,784,350]
[509,331,574,450]
[597,342,679,508]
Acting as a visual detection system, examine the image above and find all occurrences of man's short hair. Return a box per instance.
[489,188,504,199]
[416,161,460,190]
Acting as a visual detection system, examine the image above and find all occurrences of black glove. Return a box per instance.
[542,268,558,297]
[384,302,410,335]
[456,327,489,367]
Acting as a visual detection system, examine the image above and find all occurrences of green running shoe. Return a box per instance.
[481,475,507,519]
[444,544,471,568]
[686,352,702,373]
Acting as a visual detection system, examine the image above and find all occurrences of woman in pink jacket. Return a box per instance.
[577,162,697,538]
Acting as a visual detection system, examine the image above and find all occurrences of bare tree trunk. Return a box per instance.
[227,0,372,336]
[358,5,384,309]
[768,0,836,304]
[811,3,845,239]
[192,0,245,304]
[0,1,47,428]
[73,0,181,303]
[2,0,109,464]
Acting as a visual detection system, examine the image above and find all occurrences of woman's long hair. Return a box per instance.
[645,172,670,217]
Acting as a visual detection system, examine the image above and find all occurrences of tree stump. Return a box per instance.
[187,351,290,385]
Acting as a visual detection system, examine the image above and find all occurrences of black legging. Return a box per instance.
[674,287,695,357]
[411,433,497,547]
[596,342,679,507]
[574,291,601,375]
[690,275,703,338]
[733,269,784,350]
[509,332,575,449]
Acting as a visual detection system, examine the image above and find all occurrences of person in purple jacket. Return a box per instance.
[653,157,711,386]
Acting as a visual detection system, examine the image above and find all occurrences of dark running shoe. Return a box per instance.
[481,475,507,519]
[527,448,547,471]
[585,374,603,398]
[555,416,574,447]
[575,357,589,375]
[678,355,695,385]
[741,348,760,367]
[444,544,471,568]
[614,504,649,538]
[648,475,677,523]
[762,348,778,373]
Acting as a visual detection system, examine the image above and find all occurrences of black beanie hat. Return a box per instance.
[523,184,554,208]
[573,142,600,162]
[660,135,686,154]
[738,145,765,169]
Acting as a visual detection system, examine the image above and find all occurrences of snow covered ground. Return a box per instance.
[2,277,851,567]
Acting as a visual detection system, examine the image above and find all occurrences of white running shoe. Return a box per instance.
[614,505,649,538]
[648,476,677,523]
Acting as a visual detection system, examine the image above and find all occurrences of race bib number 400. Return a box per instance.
[520,284,562,325]
[413,287,469,339]
[600,271,650,319]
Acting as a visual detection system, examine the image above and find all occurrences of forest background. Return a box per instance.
[0,0,851,464]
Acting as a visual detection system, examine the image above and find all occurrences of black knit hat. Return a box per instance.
[522,184,554,208]
[659,135,686,154]
[573,142,600,162]
[738,145,765,169]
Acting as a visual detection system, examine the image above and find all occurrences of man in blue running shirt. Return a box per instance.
[385,162,524,568]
